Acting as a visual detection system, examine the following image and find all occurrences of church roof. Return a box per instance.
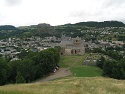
[60,40,73,45]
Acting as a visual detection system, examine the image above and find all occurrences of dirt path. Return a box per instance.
[34,58,82,83]
[35,68,72,83]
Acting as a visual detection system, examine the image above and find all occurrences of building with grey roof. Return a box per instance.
[59,36,85,55]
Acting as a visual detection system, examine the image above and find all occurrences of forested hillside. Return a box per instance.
[0,23,55,39]
[73,21,125,27]
[0,21,124,39]
[0,25,17,30]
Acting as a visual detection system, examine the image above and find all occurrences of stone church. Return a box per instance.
[59,36,85,55]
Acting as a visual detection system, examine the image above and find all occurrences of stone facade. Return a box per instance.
[59,36,85,55]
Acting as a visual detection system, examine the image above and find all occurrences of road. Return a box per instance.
[35,68,72,83]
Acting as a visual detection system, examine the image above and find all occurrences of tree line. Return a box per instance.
[92,48,123,61]
[0,47,60,85]
[90,47,125,79]
[97,56,125,80]
[73,21,125,27]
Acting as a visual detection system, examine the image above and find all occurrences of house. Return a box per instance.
[59,36,85,55]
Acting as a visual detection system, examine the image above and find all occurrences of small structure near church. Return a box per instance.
[59,36,85,55]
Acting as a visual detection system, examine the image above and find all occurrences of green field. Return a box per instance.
[70,66,102,77]
[59,55,87,68]
[59,54,103,77]
[59,54,90,68]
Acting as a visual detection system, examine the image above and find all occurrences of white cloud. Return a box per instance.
[4,0,22,6]
[69,0,125,23]
[0,0,125,26]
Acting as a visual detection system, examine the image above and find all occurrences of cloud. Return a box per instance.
[102,0,125,8]
[0,16,3,21]
[0,0,125,26]
[68,0,125,23]
[4,0,22,6]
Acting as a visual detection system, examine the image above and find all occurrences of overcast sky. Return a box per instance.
[0,0,125,26]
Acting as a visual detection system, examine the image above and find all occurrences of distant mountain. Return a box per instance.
[0,25,17,30]
[0,21,124,39]
[18,23,55,37]
[54,21,125,38]
[64,21,125,27]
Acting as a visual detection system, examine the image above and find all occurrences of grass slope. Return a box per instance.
[0,77,125,94]
[71,66,102,77]
[59,55,102,77]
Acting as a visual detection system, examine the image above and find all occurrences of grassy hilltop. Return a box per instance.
[0,77,125,94]
[0,55,125,94]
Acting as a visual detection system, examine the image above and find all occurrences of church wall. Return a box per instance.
[59,36,85,56]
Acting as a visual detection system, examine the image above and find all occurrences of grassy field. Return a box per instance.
[59,55,87,68]
[59,54,92,68]
[59,54,103,77]
[1,77,125,94]
[70,66,102,77]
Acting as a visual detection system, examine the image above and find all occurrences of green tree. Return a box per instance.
[48,48,60,64]
[120,68,125,79]
[119,58,125,79]
[96,56,105,69]
[107,50,122,61]
[25,51,37,59]
[103,61,116,77]
[35,48,60,78]
[93,48,102,53]
[18,59,36,83]
[16,72,26,83]
[0,58,10,85]
[38,50,55,74]
[8,60,21,83]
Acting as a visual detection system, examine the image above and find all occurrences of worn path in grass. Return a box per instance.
[36,55,84,82]
[35,68,72,83]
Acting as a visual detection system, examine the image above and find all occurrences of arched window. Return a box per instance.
[75,50,77,54]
